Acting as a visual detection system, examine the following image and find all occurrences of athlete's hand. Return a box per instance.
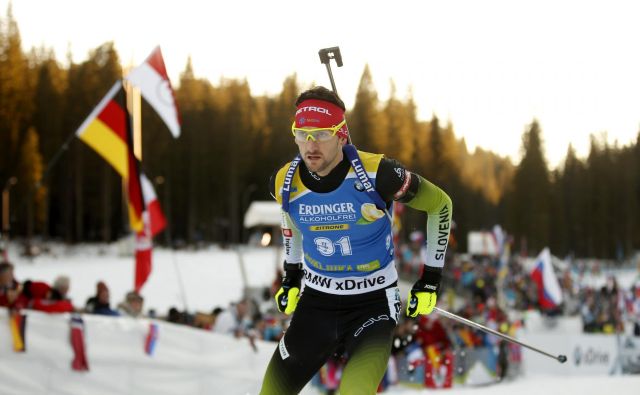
[275,262,304,315]
[406,267,442,317]
[275,286,299,315]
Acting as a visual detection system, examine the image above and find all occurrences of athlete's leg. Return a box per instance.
[338,288,400,395]
[260,300,337,395]
[338,318,395,394]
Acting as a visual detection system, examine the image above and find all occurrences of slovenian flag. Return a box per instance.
[530,247,563,309]
[145,322,159,356]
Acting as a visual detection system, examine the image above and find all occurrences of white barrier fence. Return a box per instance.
[521,332,640,376]
[2,308,639,394]
[0,308,275,395]
[517,311,640,376]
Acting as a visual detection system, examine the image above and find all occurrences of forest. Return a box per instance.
[1,10,638,260]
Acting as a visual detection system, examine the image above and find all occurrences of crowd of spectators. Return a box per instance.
[1,247,289,346]
[0,259,145,319]
[162,270,290,343]
[3,236,640,392]
[0,241,291,341]
[397,232,640,337]
[3,237,639,341]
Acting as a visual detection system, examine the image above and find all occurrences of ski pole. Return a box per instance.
[434,307,567,364]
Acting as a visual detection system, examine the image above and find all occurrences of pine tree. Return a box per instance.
[508,120,550,255]
[383,81,413,164]
[268,74,300,166]
[16,127,46,238]
[585,135,611,258]
[0,6,42,247]
[175,57,214,243]
[0,4,32,201]
[633,132,640,250]
[405,91,424,171]
[222,79,254,243]
[33,50,67,238]
[557,145,586,257]
[61,42,122,242]
[349,65,382,152]
[426,115,448,185]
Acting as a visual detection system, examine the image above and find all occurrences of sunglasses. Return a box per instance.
[291,120,346,142]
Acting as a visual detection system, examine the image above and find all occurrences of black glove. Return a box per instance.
[406,267,442,317]
[275,262,304,315]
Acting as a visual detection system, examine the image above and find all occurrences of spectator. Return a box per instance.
[600,275,619,299]
[259,314,284,342]
[85,281,119,316]
[414,315,451,352]
[50,275,71,301]
[21,279,74,313]
[391,318,416,356]
[0,261,22,308]
[167,307,184,324]
[213,299,250,337]
[631,284,640,337]
[400,230,426,277]
[117,291,145,318]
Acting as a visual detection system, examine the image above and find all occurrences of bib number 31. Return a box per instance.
[314,236,352,257]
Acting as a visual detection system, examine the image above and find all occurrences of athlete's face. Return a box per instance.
[296,135,346,176]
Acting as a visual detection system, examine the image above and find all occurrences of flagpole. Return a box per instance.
[156,175,189,312]
[37,132,77,190]
[123,78,138,236]
[133,86,142,161]
[125,77,188,311]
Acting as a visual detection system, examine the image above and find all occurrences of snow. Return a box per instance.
[7,242,282,314]
[385,375,640,394]
[4,241,640,394]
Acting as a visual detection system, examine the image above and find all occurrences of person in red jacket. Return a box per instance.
[414,315,451,352]
[21,280,74,313]
[1,262,73,313]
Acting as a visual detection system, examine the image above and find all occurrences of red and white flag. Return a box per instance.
[70,315,89,372]
[135,173,167,292]
[126,46,181,138]
[135,226,153,293]
[140,174,167,237]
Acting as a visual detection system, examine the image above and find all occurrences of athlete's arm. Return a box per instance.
[376,158,452,317]
[270,169,304,315]
[280,210,303,264]
[269,170,304,263]
[375,158,453,270]
[404,176,452,269]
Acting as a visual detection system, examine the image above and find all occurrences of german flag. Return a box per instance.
[9,310,26,352]
[75,81,144,232]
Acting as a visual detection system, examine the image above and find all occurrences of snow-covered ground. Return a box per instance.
[386,375,640,394]
[4,241,640,394]
[7,241,283,315]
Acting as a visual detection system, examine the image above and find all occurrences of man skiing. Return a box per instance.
[260,86,452,394]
